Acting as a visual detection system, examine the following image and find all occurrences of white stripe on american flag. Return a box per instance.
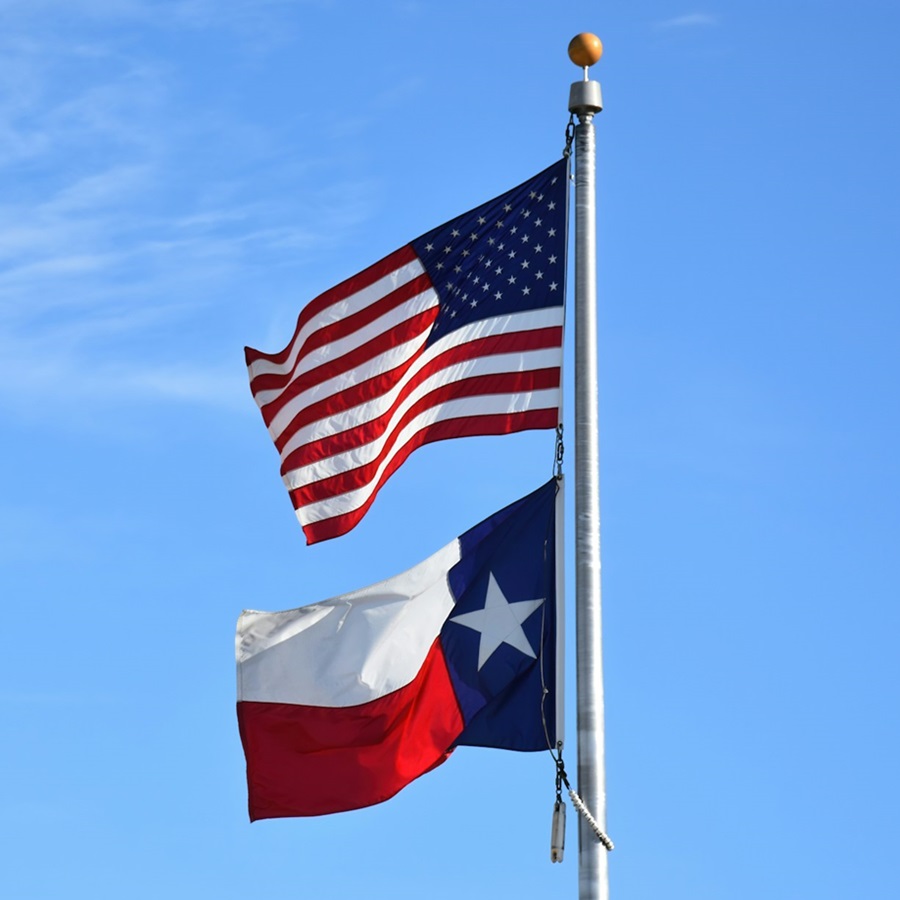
[247,251,426,383]
[261,287,438,438]
[272,333,426,460]
[277,319,561,491]
[272,307,562,462]
[254,287,438,409]
[281,345,563,488]
[295,389,561,527]
[269,331,431,453]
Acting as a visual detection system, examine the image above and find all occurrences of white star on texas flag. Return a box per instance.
[449,572,545,670]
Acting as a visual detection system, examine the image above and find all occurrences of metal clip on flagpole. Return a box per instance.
[567,32,611,900]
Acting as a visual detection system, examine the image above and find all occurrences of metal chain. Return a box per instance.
[563,115,575,158]
[555,748,566,804]
[554,424,565,477]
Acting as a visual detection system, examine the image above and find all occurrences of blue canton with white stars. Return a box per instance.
[411,159,568,347]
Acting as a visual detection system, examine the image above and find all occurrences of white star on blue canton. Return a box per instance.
[450,573,544,670]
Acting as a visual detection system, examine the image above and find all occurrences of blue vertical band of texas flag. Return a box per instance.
[443,476,562,752]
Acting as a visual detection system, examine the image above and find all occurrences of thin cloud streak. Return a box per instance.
[0,17,374,418]
[654,13,718,29]
[0,0,326,59]
[0,331,249,414]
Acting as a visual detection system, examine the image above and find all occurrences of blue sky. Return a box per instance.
[3,1,899,898]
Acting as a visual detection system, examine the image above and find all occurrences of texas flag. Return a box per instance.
[236,478,563,820]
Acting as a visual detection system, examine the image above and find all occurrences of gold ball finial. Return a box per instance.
[568,33,603,68]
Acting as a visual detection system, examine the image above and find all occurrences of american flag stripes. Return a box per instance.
[245,159,568,544]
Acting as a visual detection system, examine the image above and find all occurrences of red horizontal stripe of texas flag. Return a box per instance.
[237,638,463,820]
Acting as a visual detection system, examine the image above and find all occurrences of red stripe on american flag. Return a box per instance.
[244,244,419,369]
[265,307,438,435]
[297,409,559,545]
[276,325,563,468]
[249,271,433,399]
[284,367,561,495]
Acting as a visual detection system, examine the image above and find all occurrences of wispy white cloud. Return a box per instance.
[391,1,426,16]
[0,500,139,564]
[0,0,329,59]
[0,0,321,27]
[0,322,251,424]
[654,12,718,30]
[169,0,332,29]
[0,12,374,420]
[0,0,145,19]
[328,76,425,140]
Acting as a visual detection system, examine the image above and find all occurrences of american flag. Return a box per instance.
[246,159,568,544]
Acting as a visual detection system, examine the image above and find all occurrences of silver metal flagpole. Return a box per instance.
[567,33,609,900]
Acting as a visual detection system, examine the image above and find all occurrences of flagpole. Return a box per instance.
[567,34,609,900]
